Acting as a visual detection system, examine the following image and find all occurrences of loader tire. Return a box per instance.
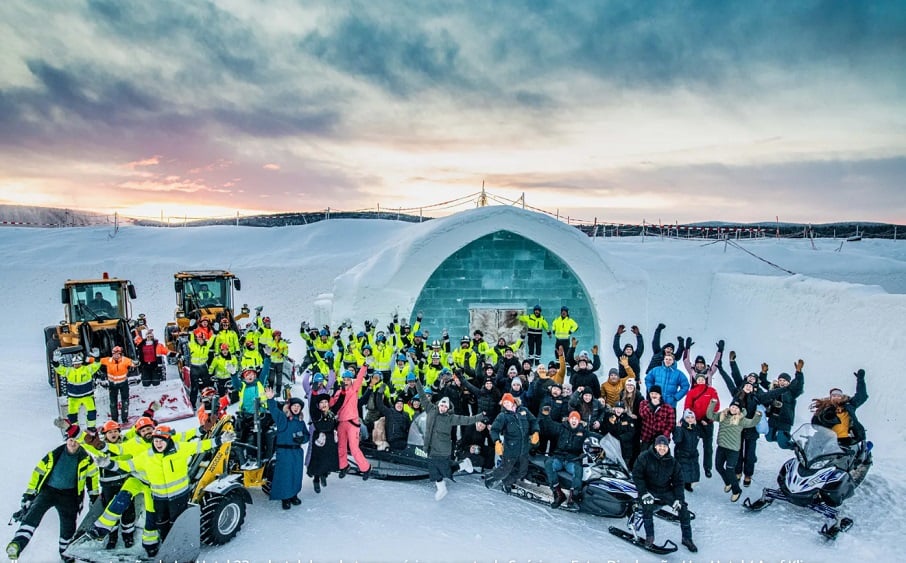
[200,491,246,546]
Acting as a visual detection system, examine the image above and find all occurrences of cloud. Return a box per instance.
[263,163,280,171]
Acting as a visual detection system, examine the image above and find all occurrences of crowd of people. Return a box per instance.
[10,308,871,560]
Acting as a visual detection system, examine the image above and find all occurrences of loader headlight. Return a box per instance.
[59,321,70,334]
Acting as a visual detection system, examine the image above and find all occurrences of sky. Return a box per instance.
[1,0,905,224]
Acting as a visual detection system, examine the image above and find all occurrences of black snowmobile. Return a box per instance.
[744,423,873,539]
[511,434,694,525]
[345,413,475,480]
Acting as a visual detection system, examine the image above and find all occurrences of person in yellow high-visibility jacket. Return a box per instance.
[54,353,102,429]
[551,306,579,357]
[93,424,231,558]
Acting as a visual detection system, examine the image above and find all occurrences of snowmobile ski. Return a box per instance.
[653,506,696,522]
[509,480,580,512]
[819,517,854,540]
[607,526,678,554]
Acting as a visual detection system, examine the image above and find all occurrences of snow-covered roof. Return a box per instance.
[329,206,619,336]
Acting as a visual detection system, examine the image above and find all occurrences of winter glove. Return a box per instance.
[760,361,768,373]
[672,499,682,512]
[547,331,552,338]
[685,337,694,349]
[227,363,238,375]
[855,368,865,378]
[254,305,263,315]
[657,322,666,331]
[83,431,103,450]
[592,344,599,356]
[794,359,804,372]
[217,431,236,446]
[495,441,504,456]
[392,313,399,323]
[530,432,539,445]
[717,340,725,353]
[571,337,578,347]
[94,455,112,469]
[641,493,655,506]
[20,493,35,511]
[631,325,639,335]
[417,311,423,322]
[616,324,626,335]
[148,400,162,413]
[53,417,71,430]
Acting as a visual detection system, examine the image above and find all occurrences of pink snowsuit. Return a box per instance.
[330,365,371,472]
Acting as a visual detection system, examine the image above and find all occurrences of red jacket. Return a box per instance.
[683,384,720,424]
[330,365,366,423]
[639,399,675,443]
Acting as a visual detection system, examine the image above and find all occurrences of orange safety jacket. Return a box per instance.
[100,356,134,385]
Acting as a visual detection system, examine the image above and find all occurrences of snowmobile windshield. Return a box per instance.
[407,412,426,446]
[600,434,629,471]
[792,424,845,464]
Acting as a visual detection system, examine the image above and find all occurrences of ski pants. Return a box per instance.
[641,493,692,541]
[698,420,715,473]
[107,381,129,424]
[487,454,529,488]
[268,361,285,395]
[151,492,189,541]
[544,457,582,491]
[189,364,212,407]
[766,425,794,450]
[738,430,758,478]
[100,483,135,540]
[67,396,97,428]
[96,477,158,549]
[9,486,79,558]
[337,420,371,472]
[526,333,543,363]
[716,446,742,494]
[428,455,453,482]
[140,363,162,387]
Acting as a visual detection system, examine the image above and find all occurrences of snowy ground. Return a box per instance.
[1,210,905,562]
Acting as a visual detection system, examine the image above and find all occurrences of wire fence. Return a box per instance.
[1,190,903,240]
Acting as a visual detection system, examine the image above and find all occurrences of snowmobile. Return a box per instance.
[744,423,873,539]
[345,413,475,480]
[511,433,694,525]
[64,413,252,562]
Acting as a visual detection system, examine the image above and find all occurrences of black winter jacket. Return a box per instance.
[613,332,644,381]
[551,422,587,461]
[490,406,539,459]
[760,370,805,432]
[632,447,685,501]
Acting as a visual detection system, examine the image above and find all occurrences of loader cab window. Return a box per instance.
[72,284,120,320]
[186,279,229,310]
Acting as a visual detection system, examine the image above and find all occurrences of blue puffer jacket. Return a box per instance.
[645,364,690,409]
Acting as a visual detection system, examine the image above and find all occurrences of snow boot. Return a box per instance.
[684,483,693,492]
[743,476,752,487]
[105,529,119,550]
[724,484,732,493]
[704,469,712,478]
[6,541,20,560]
[682,538,698,553]
[434,480,448,501]
[731,491,741,502]
[338,466,349,479]
[313,478,321,494]
[290,495,302,506]
[282,499,292,510]
[361,468,372,481]
[145,544,159,558]
[550,485,567,509]
[565,489,580,509]
[122,531,134,548]
[644,535,655,548]
[86,526,108,541]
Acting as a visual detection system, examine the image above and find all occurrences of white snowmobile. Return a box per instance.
[744,423,873,539]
